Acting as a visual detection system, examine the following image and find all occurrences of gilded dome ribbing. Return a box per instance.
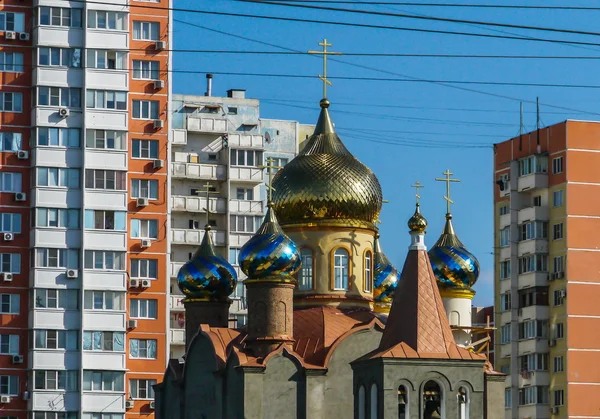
[271,99,383,229]
[408,203,428,233]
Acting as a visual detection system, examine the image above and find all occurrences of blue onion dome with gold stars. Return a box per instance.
[239,204,301,280]
[428,214,480,296]
[271,99,383,229]
[373,233,400,313]
[177,225,237,301]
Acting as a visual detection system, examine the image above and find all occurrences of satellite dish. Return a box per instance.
[265,131,272,143]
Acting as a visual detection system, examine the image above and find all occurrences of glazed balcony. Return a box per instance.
[171,162,226,181]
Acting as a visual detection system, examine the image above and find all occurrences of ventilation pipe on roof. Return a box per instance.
[205,74,213,97]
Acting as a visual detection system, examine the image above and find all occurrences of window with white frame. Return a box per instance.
[39,7,82,27]
[553,223,563,240]
[504,388,511,408]
[35,248,78,269]
[500,228,510,247]
[228,248,240,265]
[129,299,157,319]
[130,259,158,279]
[518,386,549,405]
[0,254,19,273]
[132,100,159,119]
[298,248,313,291]
[553,389,564,406]
[0,335,18,354]
[235,188,253,200]
[84,251,125,271]
[86,50,126,70]
[35,208,79,229]
[0,52,24,72]
[132,60,159,79]
[36,168,80,188]
[230,149,263,167]
[0,294,19,314]
[0,173,21,193]
[0,132,21,152]
[84,210,126,231]
[0,375,18,395]
[83,291,125,311]
[34,370,78,391]
[518,254,548,274]
[84,170,126,190]
[500,260,511,280]
[0,92,22,112]
[230,215,261,233]
[85,130,126,150]
[499,205,509,216]
[82,371,124,392]
[34,330,78,350]
[554,322,564,339]
[500,324,511,344]
[0,213,20,233]
[39,48,81,68]
[519,221,548,241]
[86,90,127,110]
[132,140,159,159]
[267,157,288,174]
[34,412,78,419]
[82,331,124,352]
[130,219,158,239]
[0,11,24,31]
[518,353,548,371]
[553,190,564,207]
[553,356,564,373]
[364,251,373,292]
[130,379,156,400]
[552,157,563,174]
[87,10,127,30]
[518,320,548,339]
[38,87,81,108]
[333,248,349,290]
[35,289,78,310]
[133,21,160,40]
[500,293,511,311]
[131,179,159,199]
[518,155,547,176]
[38,127,80,148]
[553,256,565,274]
[553,289,566,306]
[129,339,157,359]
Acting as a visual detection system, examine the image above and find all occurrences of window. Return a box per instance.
[34,330,78,350]
[133,21,160,40]
[0,294,19,314]
[499,365,510,375]
[81,415,122,419]
[0,213,20,233]
[34,370,78,391]
[267,157,288,174]
[518,353,548,371]
[39,48,80,68]
[131,179,158,199]
[38,127,80,148]
[518,386,549,406]
[236,188,253,200]
[36,168,80,188]
[553,389,564,406]
[230,149,263,167]
[0,92,22,112]
[0,12,25,31]
[0,132,21,152]
[554,322,564,339]
[518,320,548,340]
[500,228,510,247]
[35,289,78,310]
[299,248,313,291]
[132,60,159,79]
[553,256,564,273]
[533,195,542,206]
[87,10,127,30]
[228,107,238,115]
[84,251,125,271]
[518,155,547,176]
[333,248,349,290]
[500,293,511,311]
[35,248,78,269]
[129,339,157,359]
[129,299,157,319]
[364,251,372,292]
[230,215,261,233]
[553,289,566,306]
[504,388,511,409]
[86,50,126,70]
[83,331,124,352]
[84,170,126,191]
[0,335,18,354]
[552,157,563,174]
[82,371,124,392]
[129,379,156,399]
[499,205,509,216]
[0,173,20,193]
[519,221,548,241]
[553,190,564,207]
[228,249,240,265]
[85,130,126,150]
[132,140,158,159]
[519,286,549,308]
[500,260,511,280]
[130,219,158,239]
[83,291,125,311]
[397,385,408,419]
[0,254,19,273]
[0,375,18,395]
[369,383,377,419]
[84,210,126,231]
[358,385,366,419]
[130,259,158,279]
[34,413,78,419]
[518,254,548,274]
[86,90,127,110]
[38,87,81,108]
[35,208,79,229]
[554,356,564,373]
[0,52,24,72]
[39,7,82,27]
[553,223,563,240]
[500,324,511,344]
[132,100,159,119]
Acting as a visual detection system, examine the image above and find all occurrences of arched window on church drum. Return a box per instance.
[358,385,366,419]
[370,383,378,419]
[299,248,313,290]
[364,250,373,293]
[458,386,469,419]
[398,385,408,419]
[423,380,444,419]
[333,248,350,290]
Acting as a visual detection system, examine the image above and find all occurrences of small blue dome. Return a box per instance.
[239,205,301,279]
[373,234,400,309]
[428,215,480,291]
[177,226,237,301]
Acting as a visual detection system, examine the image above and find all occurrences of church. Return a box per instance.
[153,97,504,418]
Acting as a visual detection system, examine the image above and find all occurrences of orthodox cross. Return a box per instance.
[257,157,282,203]
[412,181,424,205]
[308,38,342,98]
[195,182,218,226]
[374,199,389,225]
[435,169,460,214]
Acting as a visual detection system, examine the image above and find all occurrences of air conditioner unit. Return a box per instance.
[153,159,164,169]
[549,339,557,347]
[18,32,29,41]
[0,395,11,403]
[550,406,559,414]
[141,239,152,248]
[3,233,13,241]
[155,40,166,51]
[58,108,70,118]
[127,319,138,329]
[153,119,164,129]
[141,279,151,288]
[1,273,13,282]
[556,271,565,279]
[16,150,28,160]
[136,197,149,207]
[126,399,135,409]
[14,192,26,202]
[11,355,23,364]
[66,269,78,279]
[153,80,165,89]
[129,279,140,288]
[149,401,156,409]
[4,31,16,40]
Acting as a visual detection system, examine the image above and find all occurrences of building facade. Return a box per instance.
[0,0,172,417]
[494,121,600,419]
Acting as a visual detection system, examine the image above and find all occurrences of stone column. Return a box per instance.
[184,300,231,351]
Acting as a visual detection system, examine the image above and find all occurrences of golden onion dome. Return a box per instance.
[408,203,428,233]
[271,99,383,229]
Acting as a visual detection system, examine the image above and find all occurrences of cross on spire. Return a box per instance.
[411,181,424,205]
[257,157,282,203]
[307,38,342,98]
[194,182,219,227]
[435,169,460,215]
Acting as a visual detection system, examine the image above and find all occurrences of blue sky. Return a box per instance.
[172,1,600,306]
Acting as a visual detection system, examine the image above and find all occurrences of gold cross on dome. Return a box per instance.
[411,181,424,205]
[257,157,282,203]
[194,182,219,226]
[308,38,342,98]
[435,169,461,214]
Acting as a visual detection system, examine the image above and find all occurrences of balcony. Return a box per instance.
[518,305,550,320]
[170,328,185,346]
[499,213,511,230]
[518,272,549,289]
[499,278,512,294]
[517,405,552,419]
[170,295,185,311]
[499,342,512,359]
[171,195,227,214]
[229,233,252,248]
[228,134,263,149]
[171,162,226,181]
[170,262,185,278]
[187,116,228,133]
[229,199,264,215]
[517,206,549,224]
[517,239,548,256]
[517,172,548,192]
[499,246,511,261]
[173,129,187,145]
[229,166,264,183]
[518,337,549,355]
[171,228,226,247]
[518,370,550,389]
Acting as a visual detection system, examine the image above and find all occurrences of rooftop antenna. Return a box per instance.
[518,102,523,151]
[536,97,541,149]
